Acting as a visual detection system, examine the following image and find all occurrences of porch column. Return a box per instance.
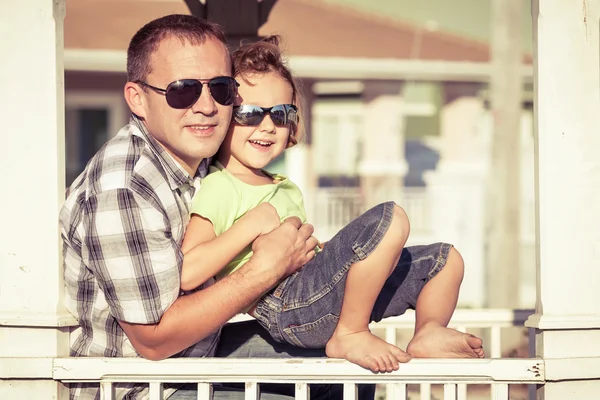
[0,0,75,398]
[424,83,487,307]
[358,81,407,209]
[286,79,317,222]
[526,0,600,398]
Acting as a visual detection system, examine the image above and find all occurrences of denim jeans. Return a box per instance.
[254,202,452,348]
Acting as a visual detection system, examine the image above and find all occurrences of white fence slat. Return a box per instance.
[343,383,357,400]
[420,383,431,399]
[295,382,310,400]
[245,382,259,400]
[444,383,458,400]
[491,326,502,358]
[100,381,114,400]
[457,383,468,400]
[149,382,163,400]
[491,383,509,400]
[197,383,212,400]
[386,383,407,399]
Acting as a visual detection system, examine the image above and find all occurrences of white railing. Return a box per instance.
[1,308,538,399]
[309,187,537,242]
[310,187,364,240]
[5,357,544,400]
[309,187,433,240]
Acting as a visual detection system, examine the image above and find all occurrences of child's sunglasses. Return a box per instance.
[137,77,239,109]
[233,104,299,127]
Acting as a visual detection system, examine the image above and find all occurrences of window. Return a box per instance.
[65,92,127,186]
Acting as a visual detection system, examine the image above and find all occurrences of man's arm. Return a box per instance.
[179,203,281,291]
[120,217,317,360]
[84,188,316,360]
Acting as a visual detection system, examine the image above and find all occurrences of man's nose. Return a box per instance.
[190,86,217,115]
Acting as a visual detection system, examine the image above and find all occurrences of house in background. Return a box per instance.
[63,0,534,308]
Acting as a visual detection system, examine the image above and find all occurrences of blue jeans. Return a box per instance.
[254,202,451,348]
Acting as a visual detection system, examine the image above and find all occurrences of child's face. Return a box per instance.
[218,72,294,172]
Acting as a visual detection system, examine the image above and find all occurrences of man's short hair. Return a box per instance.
[127,14,229,83]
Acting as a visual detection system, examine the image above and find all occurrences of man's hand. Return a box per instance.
[249,216,318,283]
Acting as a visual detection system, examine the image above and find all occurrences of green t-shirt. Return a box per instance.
[190,162,307,280]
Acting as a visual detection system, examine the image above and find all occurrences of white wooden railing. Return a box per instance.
[1,308,540,400]
[310,187,536,241]
[4,356,544,400]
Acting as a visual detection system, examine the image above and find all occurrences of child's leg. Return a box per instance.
[325,204,412,373]
[405,248,485,358]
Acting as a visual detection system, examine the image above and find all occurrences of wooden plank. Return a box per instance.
[0,357,53,378]
[100,382,114,400]
[197,383,212,400]
[295,382,310,400]
[420,383,432,399]
[386,383,407,399]
[245,382,259,400]
[491,383,509,400]
[342,383,357,400]
[52,357,545,383]
[444,383,457,400]
[149,382,163,400]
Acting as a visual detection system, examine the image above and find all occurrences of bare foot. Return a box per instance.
[326,330,411,373]
[407,325,485,358]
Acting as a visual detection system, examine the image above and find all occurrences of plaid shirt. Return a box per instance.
[59,115,219,400]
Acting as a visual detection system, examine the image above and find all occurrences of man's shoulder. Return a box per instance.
[67,123,166,200]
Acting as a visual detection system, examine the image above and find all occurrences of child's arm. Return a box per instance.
[180,202,281,291]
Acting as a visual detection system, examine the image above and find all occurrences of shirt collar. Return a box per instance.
[129,114,211,190]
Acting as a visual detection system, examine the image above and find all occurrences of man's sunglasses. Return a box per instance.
[233,104,299,127]
[137,77,239,109]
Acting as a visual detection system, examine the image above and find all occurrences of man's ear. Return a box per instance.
[124,82,147,119]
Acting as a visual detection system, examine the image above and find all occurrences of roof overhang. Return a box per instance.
[64,49,533,83]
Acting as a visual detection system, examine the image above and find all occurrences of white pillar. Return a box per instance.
[526,0,600,398]
[358,82,407,209]
[424,90,487,308]
[286,80,317,221]
[0,0,74,398]
[519,109,536,308]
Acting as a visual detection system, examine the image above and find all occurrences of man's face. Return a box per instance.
[138,36,233,175]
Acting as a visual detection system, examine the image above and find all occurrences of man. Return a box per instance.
[60,13,479,400]
[61,14,361,399]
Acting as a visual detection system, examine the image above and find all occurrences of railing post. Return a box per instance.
[526,0,600,399]
[0,0,75,398]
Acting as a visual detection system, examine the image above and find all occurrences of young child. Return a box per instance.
[181,36,484,373]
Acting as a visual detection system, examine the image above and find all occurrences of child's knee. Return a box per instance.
[446,247,465,280]
[387,203,410,243]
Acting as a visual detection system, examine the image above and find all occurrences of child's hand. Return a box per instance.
[247,203,281,235]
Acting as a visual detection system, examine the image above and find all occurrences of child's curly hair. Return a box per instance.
[232,35,304,147]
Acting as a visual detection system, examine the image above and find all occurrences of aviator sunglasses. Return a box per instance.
[137,76,239,109]
[233,104,299,127]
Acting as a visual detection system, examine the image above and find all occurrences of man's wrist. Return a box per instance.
[242,258,282,289]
